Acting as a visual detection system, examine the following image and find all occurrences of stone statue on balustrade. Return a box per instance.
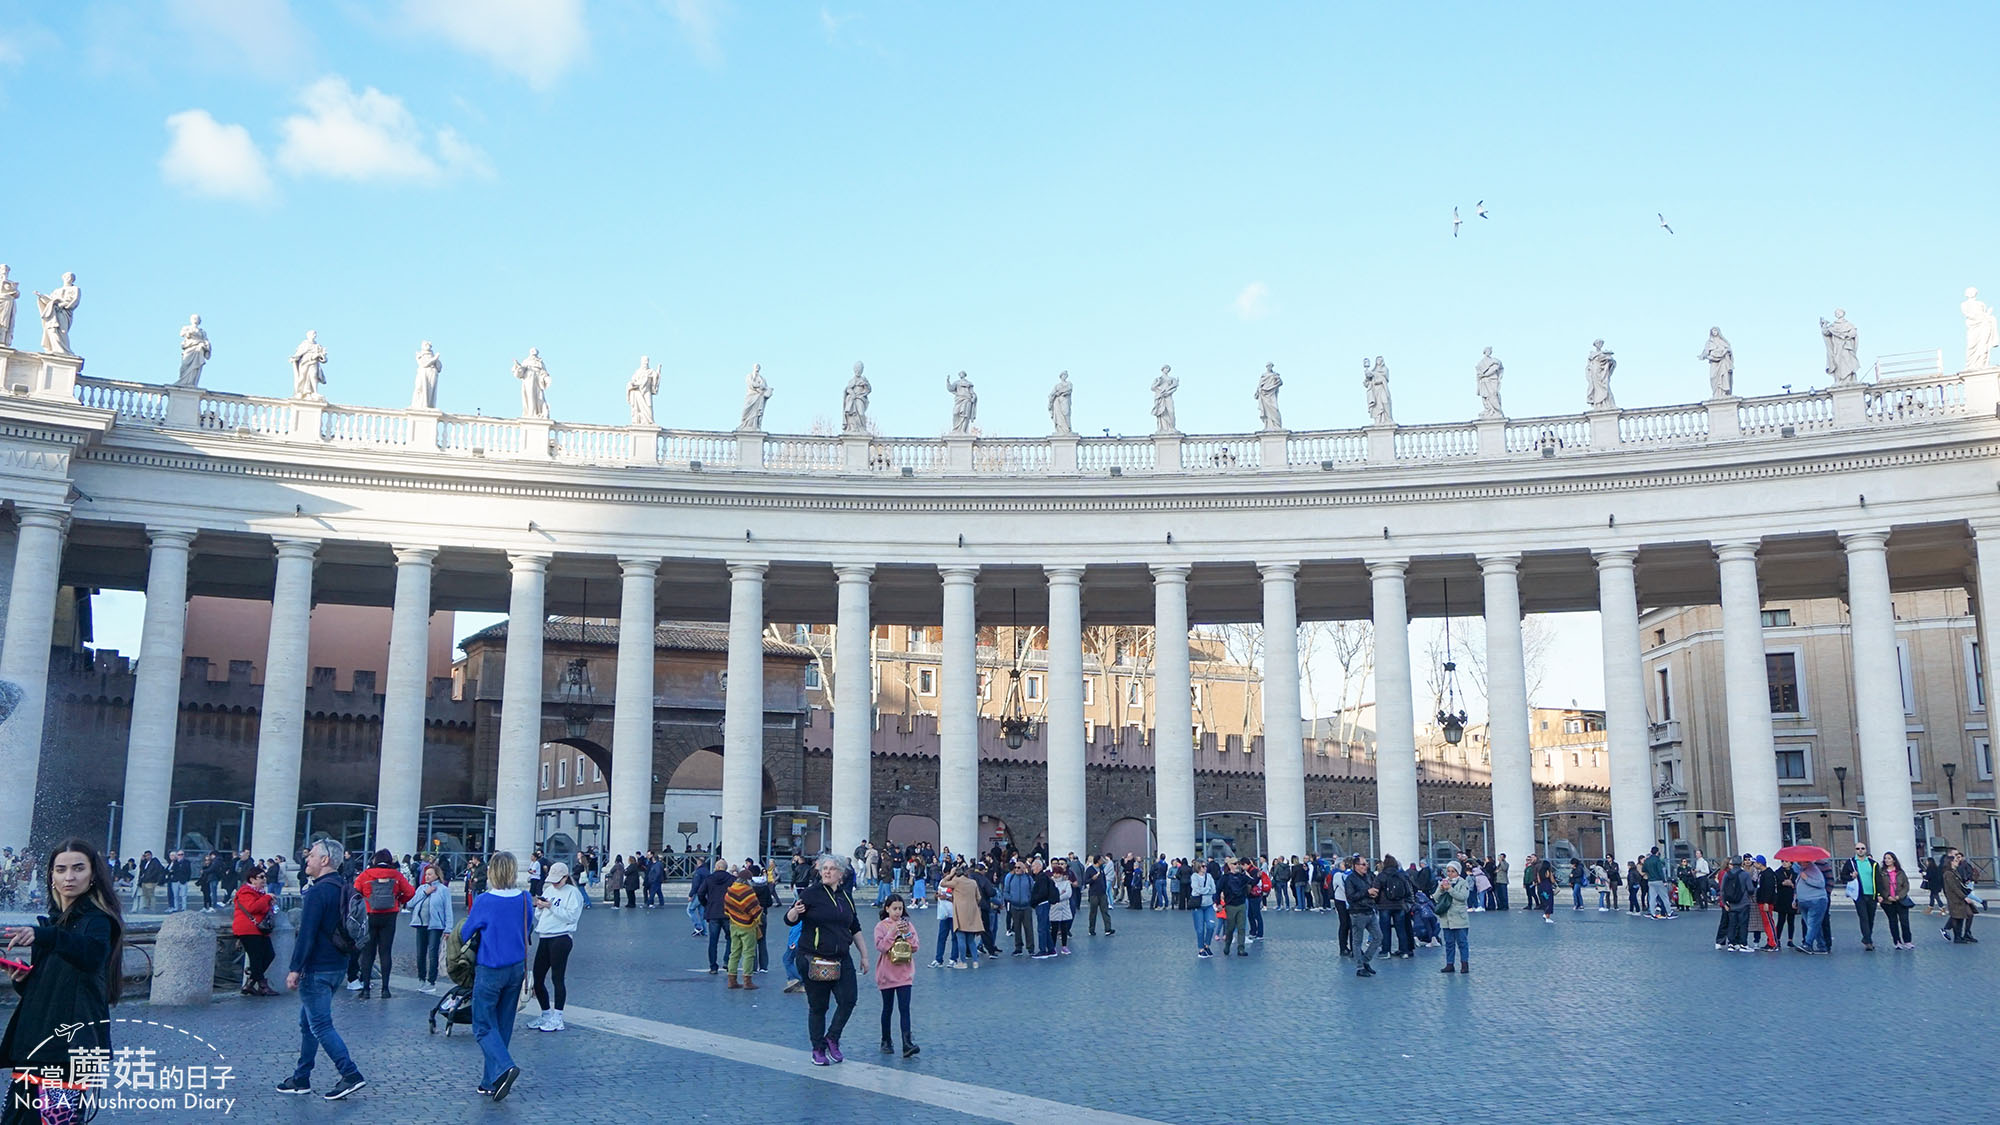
[739,363,770,430]
[1152,366,1178,433]
[1364,356,1392,425]
[1475,347,1504,419]
[1048,371,1073,435]
[0,265,16,348]
[1585,339,1617,410]
[1820,309,1859,385]
[289,331,327,400]
[35,272,80,356]
[1964,288,1999,371]
[628,356,661,426]
[842,362,870,434]
[1699,328,1734,397]
[513,348,552,419]
[412,341,443,410]
[1255,363,1283,430]
[176,315,210,388]
[946,371,977,433]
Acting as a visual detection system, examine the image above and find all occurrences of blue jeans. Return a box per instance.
[292,968,360,1082]
[952,931,980,965]
[1798,897,1829,952]
[1247,897,1264,937]
[783,921,801,982]
[934,912,954,961]
[1294,884,1310,910]
[1192,904,1215,950]
[1351,912,1378,968]
[707,919,726,969]
[414,927,443,985]
[1442,927,1468,966]
[1035,904,1052,953]
[1152,879,1167,908]
[471,960,524,1087]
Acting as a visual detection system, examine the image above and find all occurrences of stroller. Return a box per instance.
[1410,891,1441,946]
[427,928,480,1035]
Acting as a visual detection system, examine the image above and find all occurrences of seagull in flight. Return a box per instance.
[1658,212,1674,235]
[1476,200,1489,220]
[1452,206,1461,237]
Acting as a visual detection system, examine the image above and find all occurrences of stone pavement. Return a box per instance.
[57,897,1993,1123]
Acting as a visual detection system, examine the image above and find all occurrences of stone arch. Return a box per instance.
[658,746,778,853]
[1099,817,1149,859]
[886,814,939,850]
[547,736,612,779]
[978,815,1013,855]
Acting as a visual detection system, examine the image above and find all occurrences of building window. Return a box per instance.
[1906,740,1922,781]
[1766,652,1802,714]
[1541,751,1552,768]
[1081,678,1095,705]
[1025,674,1042,701]
[1896,641,1914,715]
[1563,718,1581,734]
[1760,608,1792,627]
[1190,684,1203,709]
[1656,666,1673,721]
[1590,751,1601,768]
[576,755,586,782]
[1775,746,1808,781]
[1571,752,1581,767]
[1113,641,1130,666]
[592,761,602,782]
[1968,638,1985,712]
[1126,680,1142,707]
[540,762,550,791]
[1654,628,1666,646]
[976,672,990,701]
[1083,719,1095,743]
[1780,820,1814,846]
[804,664,822,689]
[1977,737,1994,782]
[558,759,568,788]
[917,668,936,696]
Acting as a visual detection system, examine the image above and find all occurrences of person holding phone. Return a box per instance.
[0,838,126,1121]
[786,856,869,1067]
[529,863,582,1031]
[873,894,919,1058]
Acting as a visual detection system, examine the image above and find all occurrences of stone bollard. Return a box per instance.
[150,910,226,1005]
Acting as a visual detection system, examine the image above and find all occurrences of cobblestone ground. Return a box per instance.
[64,896,1994,1123]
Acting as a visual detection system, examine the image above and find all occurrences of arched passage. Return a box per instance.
[662,746,779,856]
[1100,817,1149,859]
[886,814,940,851]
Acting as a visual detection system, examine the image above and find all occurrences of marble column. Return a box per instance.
[1595,549,1656,865]
[117,526,195,860]
[1480,554,1536,868]
[372,547,436,858]
[1152,565,1195,863]
[721,562,766,865]
[831,565,875,855]
[1369,560,1419,863]
[1844,531,1918,863]
[938,566,980,860]
[248,537,318,864]
[0,506,64,849]
[608,557,658,862]
[1045,566,1087,858]
[1974,524,2000,772]
[493,552,550,859]
[1715,541,1781,855]
[1259,562,1306,859]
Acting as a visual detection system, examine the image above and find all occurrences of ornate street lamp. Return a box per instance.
[1833,765,1847,808]
[1943,761,1957,804]
[1436,579,1468,746]
[561,657,594,739]
[996,592,1040,748]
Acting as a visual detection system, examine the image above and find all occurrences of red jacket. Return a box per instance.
[354,867,416,915]
[231,884,274,937]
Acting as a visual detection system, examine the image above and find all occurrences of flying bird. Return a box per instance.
[1476,200,1489,220]
[1452,206,1461,237]
[1658,212,1674,235]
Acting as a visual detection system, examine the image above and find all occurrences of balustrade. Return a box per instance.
[322,405,414,447]
[1287,430,1367,465]
[196,392,292,435]
[1505,416,1591,454]
[1181,434,1262,472]
[1738,391,1834,436]
[1075,437,1156,473]
[1617,404,1709,445]
[73,378,168,423]
[1394,423,1478,460]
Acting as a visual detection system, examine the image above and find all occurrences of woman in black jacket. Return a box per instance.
[784,856,869,1067]
[0,838,124,1124]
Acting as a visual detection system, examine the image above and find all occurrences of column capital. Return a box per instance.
[146,526,199,549]
[12,504,69,532]
[508,551,552,574]
[833,563,876,583]
[726,560,767,581]
[1838,528,1892,552]
[272,536,320,561]
[1256,561,1300,580]
[1971,520,2000,543]
[1712,540,1761,563]
[616,556,661,577]
[1149,563,1191,584]
[1476,553,1521,574]
[392,546,440,567]
[1592,547,1638,569]
[938,564,980,583]
[1366,558,1409,579]
[1044,565,1085,585]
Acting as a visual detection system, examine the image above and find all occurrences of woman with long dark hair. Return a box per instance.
[0,838,125,1124]
[1875,852,1915,950]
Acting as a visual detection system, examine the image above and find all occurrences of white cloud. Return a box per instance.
[161,109,275,202]
[166,0,310,79]
[667,0,725,64]
[1234,281,1271,320]
[403,0,586,90]
[277,76,489,185]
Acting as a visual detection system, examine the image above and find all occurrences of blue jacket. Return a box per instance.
[1003,872,1035,908]
[289,872,350,975]
[458,889,532,967]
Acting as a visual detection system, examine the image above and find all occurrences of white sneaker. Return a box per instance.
[418,983,436,994]
[538,1011,564,1032]
[344,980,364,991]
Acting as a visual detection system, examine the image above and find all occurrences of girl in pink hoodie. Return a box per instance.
[873,895,920,1058]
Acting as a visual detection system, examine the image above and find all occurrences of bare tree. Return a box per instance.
[1428,613,1560,715]
[1197,623,1263,741]
[1301,621,1374,748]
[769,623,840,711]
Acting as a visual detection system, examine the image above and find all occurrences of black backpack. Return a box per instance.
[328,887,369,956]
[366,874,398,912]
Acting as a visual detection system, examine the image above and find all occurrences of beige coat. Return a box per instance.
[949,875,984,932]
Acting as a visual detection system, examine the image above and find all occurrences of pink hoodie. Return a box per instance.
[873,917,919,990]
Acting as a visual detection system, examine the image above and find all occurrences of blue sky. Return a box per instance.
[10,2,1996,712]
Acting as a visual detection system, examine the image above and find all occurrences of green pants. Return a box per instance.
[1221,905,1247,952]
[728,921,758,975]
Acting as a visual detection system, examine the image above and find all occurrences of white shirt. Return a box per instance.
[533,882,583,938]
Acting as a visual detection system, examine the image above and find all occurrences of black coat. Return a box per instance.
[0,897,119,1070]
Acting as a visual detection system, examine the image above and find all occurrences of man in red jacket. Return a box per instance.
[353,849,415,998]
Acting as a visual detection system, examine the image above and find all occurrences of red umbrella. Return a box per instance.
[1772,845,1830,863]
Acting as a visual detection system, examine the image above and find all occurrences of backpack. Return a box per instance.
[328,886,369,956]
[366,874,398,912]
[888,930,913,964]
